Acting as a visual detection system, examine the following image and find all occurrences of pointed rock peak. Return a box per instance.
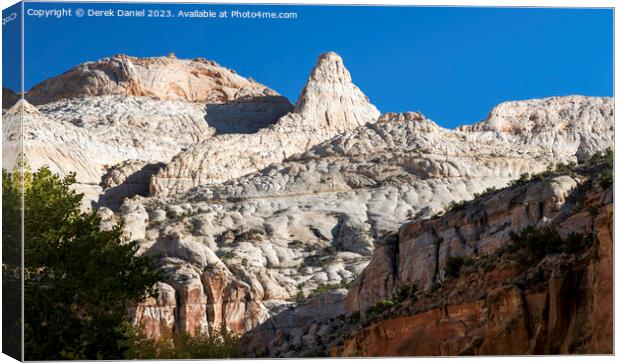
[293,52,380,133]
[6,98,39,116]
[308,52,351,83]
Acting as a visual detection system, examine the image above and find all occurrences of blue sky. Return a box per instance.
[12,3,615,128]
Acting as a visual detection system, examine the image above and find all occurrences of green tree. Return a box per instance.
[2,161,24,360]
[3,166,162,360]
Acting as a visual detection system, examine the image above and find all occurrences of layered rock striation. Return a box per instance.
[26,54,290,106]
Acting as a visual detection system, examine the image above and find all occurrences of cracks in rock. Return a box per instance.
[453,226,468,255]
[173,288,181,334]
[430,228,442,286]
[517,286,534,340]
[387,233,400,295]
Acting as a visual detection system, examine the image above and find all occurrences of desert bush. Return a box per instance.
[120,324,242,359]
[554,161,577,176]
[509,226,587,261]
[447,200,467,212]
[307,280,349,299]
[218,250,235,262]
[393,283,417,302]
[288,239,304,248]
[366,299,395,320]
[509,173,531,187]
[583,148,613,187]
[234,228,265,242]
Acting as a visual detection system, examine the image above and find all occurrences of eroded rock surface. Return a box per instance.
[129,97,612,343]
[26,54,290,106]
[334,180,612,356]
[149,52,381,196]
[3,55,293,207]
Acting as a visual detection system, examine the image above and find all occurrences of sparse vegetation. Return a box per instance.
[506,225,588,262]
[235,228,266,242]
[473,186,497,200]
[120,324,242,359]
[582,148,613,187]
[366,299,395,320]
[189,218,203,235]
[307,280,349,299]
[447,200,467,212]
[165,205,180,220]
[393,283,418,303]
[321,245,338,255]
[165,206,207,222]
[218,250,235,262]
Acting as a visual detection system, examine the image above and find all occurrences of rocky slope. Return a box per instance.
[460,96,614,161]
[118,96,612,345]
[332,168,612,356]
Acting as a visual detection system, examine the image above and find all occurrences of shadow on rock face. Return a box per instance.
[242,290,347,358]
[205,95,293,135]
[96,161,166,211]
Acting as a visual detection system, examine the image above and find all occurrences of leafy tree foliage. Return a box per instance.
[2,162,24,360]
[582,148,613,187]
[3,165,162,360]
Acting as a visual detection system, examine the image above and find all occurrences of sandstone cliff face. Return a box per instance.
[334,178,612,356]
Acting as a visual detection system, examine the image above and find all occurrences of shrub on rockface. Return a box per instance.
[582,148,613,187]
[3,165,162,360]
[508,225,588,262]
[366,299,395,320]
[393,283,418,302]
